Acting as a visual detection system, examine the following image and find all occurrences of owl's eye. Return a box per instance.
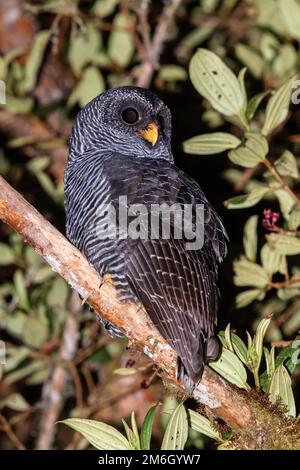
[121,107,140,124]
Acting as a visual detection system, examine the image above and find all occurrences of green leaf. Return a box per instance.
[68,66,105,108]
[20,31,49,93]
[92,0,118,17]
[188,409,223,442]
[5,360,47,385]
[113,367,137,376]
[22,316,48,349]
[4,346,31,373]
[253,317,272,372]
[267,233,300,255]
[159,65,187,82]
[275,189,295,220]
[269,365,296,417]
[235,44,265,79]
[262,75,296,136]
[131,412,140,450]
[261,244,286,275]
[288,208,300,230]
[224,187,269,209]
[183,132,241,155]
[5,96,34,113]
[236,289,265,309]
[0,393,30,412]
[161,402,188,450]
[210,348,249,390]
[27,157,50,174]
[189,49,246,121]
[278,0,300,40]
[234,257,269,288]
[231,333,249,365]
[264,346,275,381]
[275,341,300,374]
[228,133,268,168]
[60,418,131,450]
[27,367,50,385]
[0,243,16,266]
[275,150,299,179]
[13,270,30,311]
[68,22,102,77]
[108,13,135,67]
[224,323,234,351]
[243,215,258,261]
[246,91,269,120]
[238,67,248,113]
[46,277,69,309]
[140,405,157,450]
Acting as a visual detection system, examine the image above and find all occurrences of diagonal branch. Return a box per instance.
[0,175,300,449]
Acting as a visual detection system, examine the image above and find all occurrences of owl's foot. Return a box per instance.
[95,313,124,338]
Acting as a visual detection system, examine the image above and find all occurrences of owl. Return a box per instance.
[64,86,227,390]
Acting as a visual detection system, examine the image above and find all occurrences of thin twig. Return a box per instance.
[136,0,184,88]
[35,292,80,450]
[264,159,300,209]
[0,414,26,450]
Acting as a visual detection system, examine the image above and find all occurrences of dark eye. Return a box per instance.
[121,107,139,124]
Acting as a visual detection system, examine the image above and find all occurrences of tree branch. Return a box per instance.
[136,0,184,88]
[0,175,300,449]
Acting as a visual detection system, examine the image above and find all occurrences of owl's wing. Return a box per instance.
[103,155,228,385]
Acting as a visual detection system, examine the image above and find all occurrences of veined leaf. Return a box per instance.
[243,215,258,261]
[288,208,300,230]
[228,133,268,168]
[267,233,300,255]
[183,132,241,155]
[59,418,131,450]
[279,0,300,40]
[269,365,296,417]
[275,150,299,179]
[236,289,265,309]
[253,318,272,371]
[262,75,296,136]
[224,187,269,209]
[188,409,223,442]
[161,402,188,450]
[261,243,286,275]
[275,189,295,220]
[189,49,246,120]
[246,91,269,120]
[234,257,269,288]
[140,405,157,450]
[210,348,249,389]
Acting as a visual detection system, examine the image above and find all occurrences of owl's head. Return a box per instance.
[69,86,173,163]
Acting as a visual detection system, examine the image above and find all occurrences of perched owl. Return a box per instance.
[64,86,227,390]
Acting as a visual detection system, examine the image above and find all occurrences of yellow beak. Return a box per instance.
[137,122,159,146]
